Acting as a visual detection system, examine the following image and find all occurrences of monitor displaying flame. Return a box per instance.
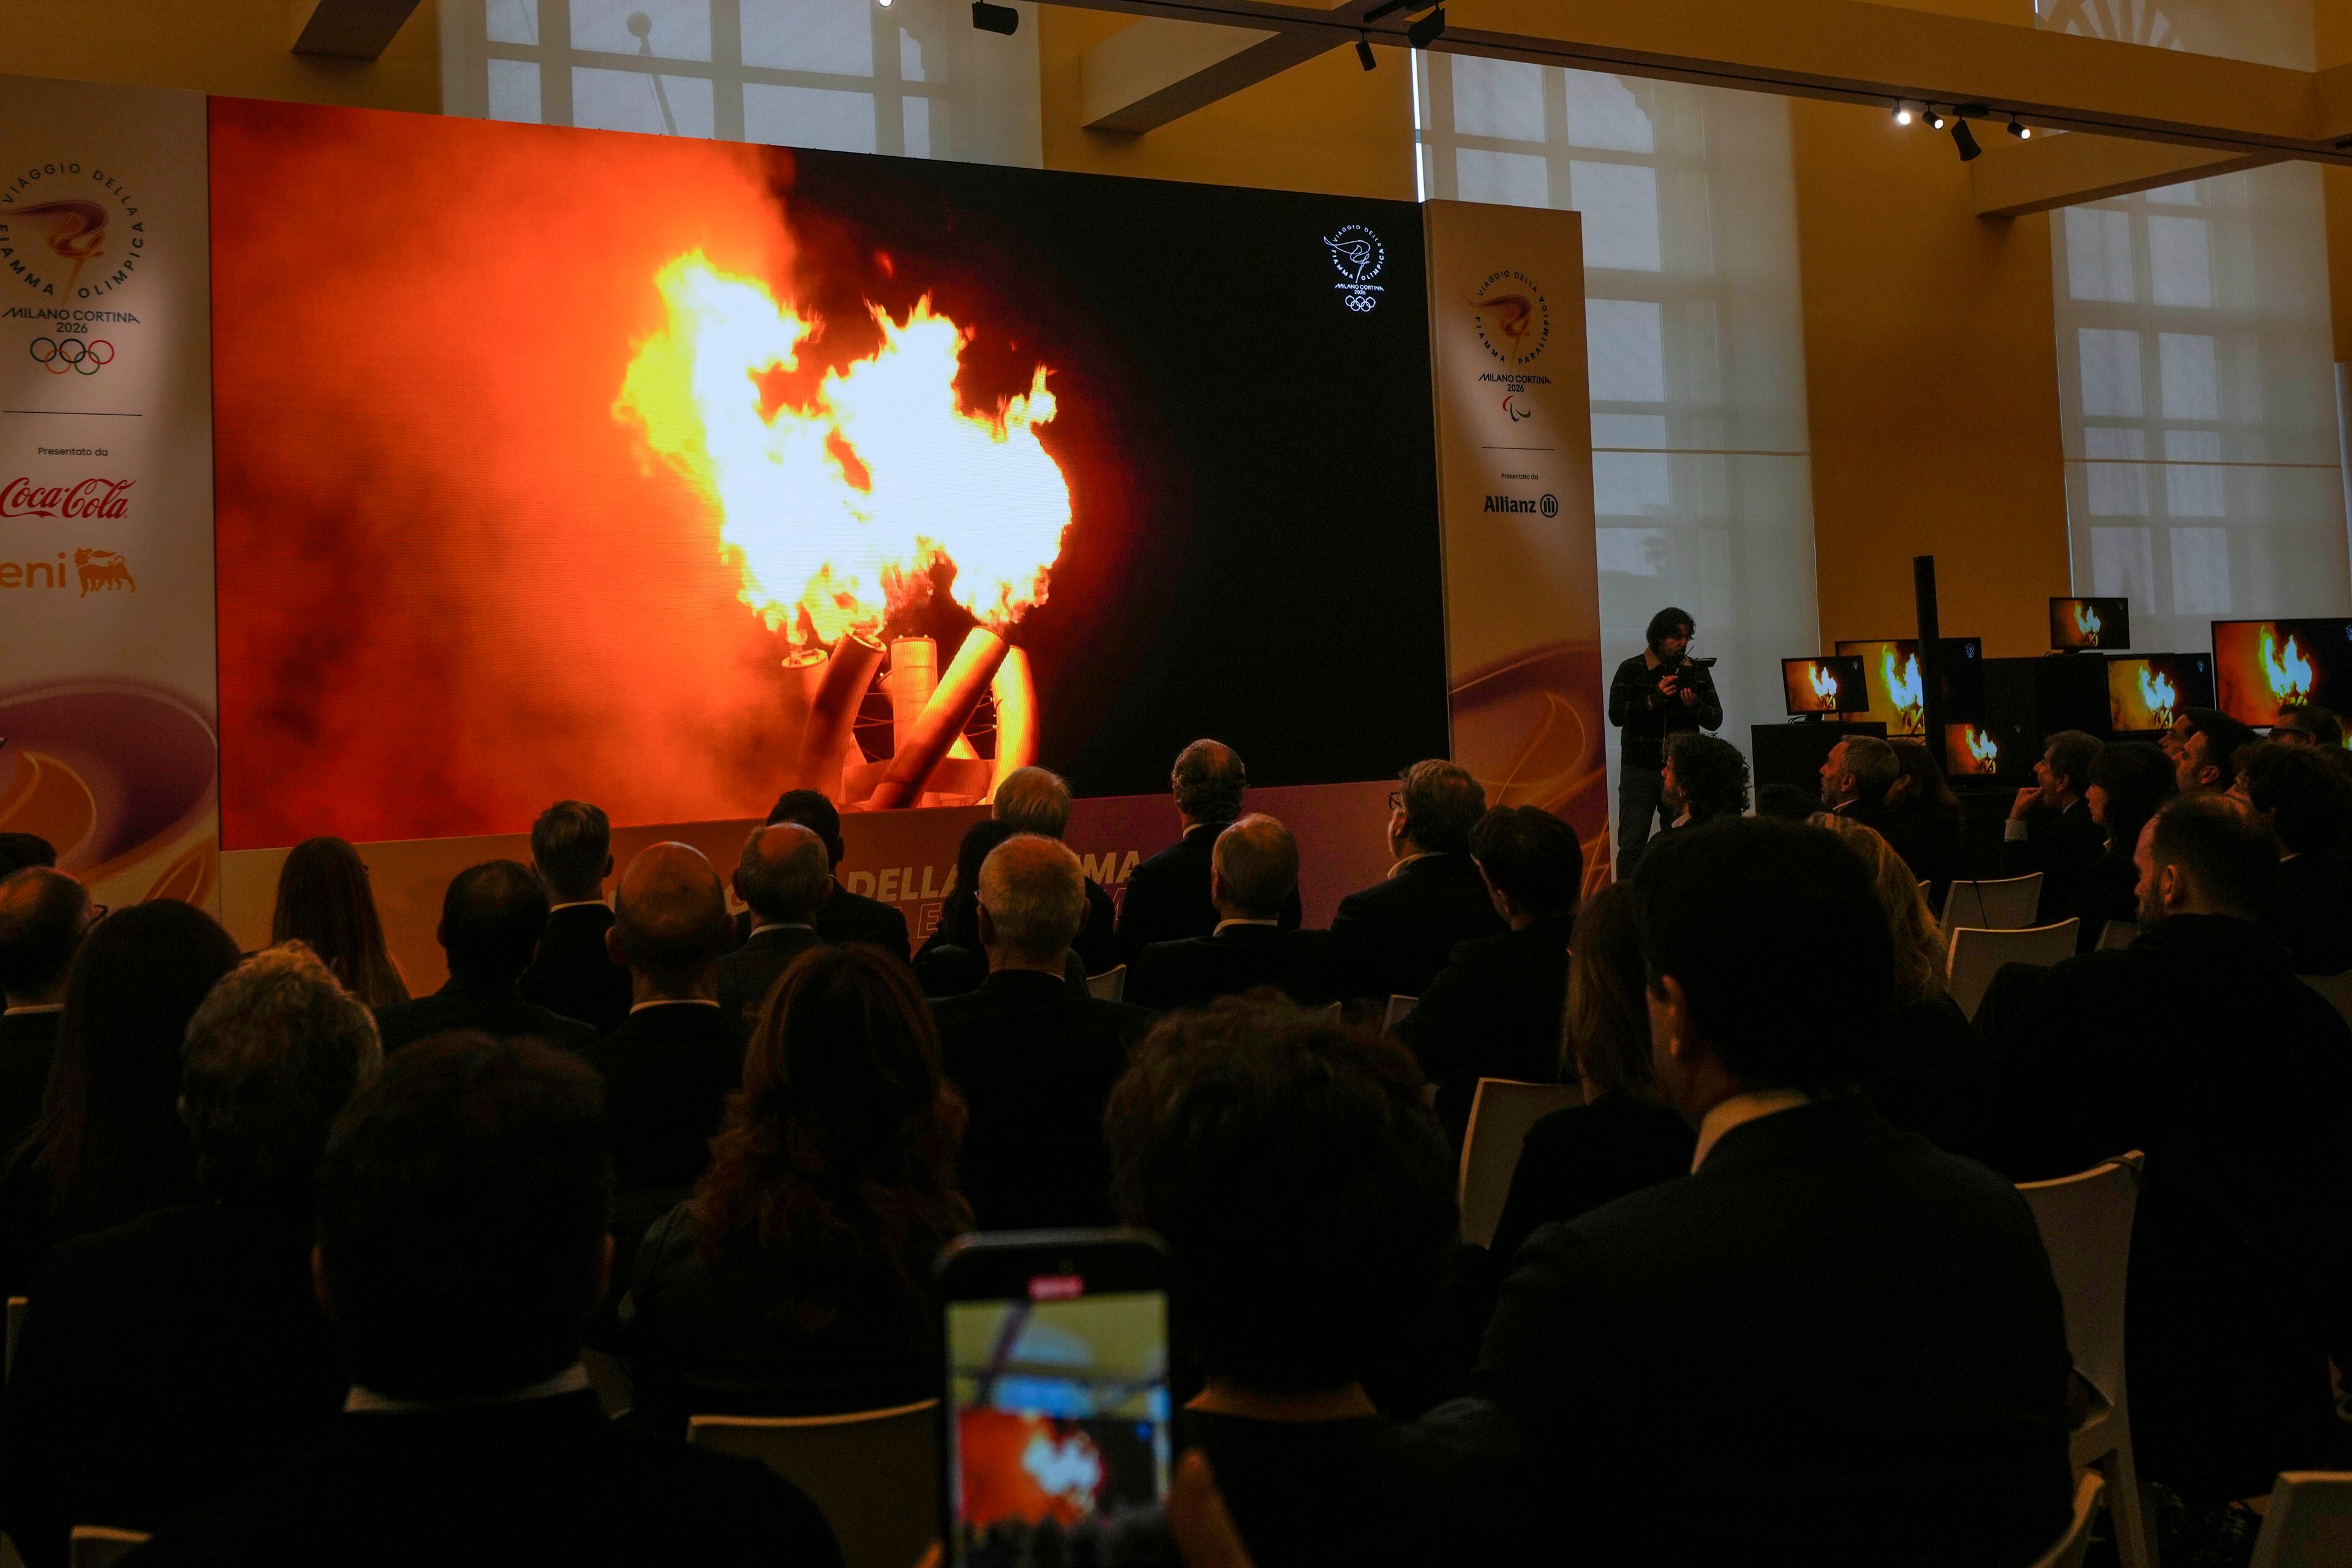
[2105,653,2212,735]
[1781,655,1864,716]
[2050,597,2131,652]
[1947,724,2001,777]
[2212,620,2352,730]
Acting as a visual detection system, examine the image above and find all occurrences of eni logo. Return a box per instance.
[1469,269,1551,368]
[1322,224,1385,313]
[74,547,134,595]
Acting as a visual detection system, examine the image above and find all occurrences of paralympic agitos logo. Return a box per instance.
[0,477,133,519]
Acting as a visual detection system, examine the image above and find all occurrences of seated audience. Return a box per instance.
[2076,741,2176,952]
[1817,735,1899,832]
[2000,730,2106,925]
[0,835,56,881]
[519,801,630,1036]
[1129,815,1337,1012]
[1659,733,1749,832]
[913,818,1089,1000]
[0,945,378,1566]
[2234,738,2352,974]
[1983,794,2352,1517]
[1117,741,1300,968]
[933,835,1153,1230]
[1483,885,1695,1272]
[0,902,239,1294]
[373,861,595,1054]
[1753,782,1821,821]
[1883,741,1966,899]
[269,837,410,1009]
[586,842,745,1309]
[1446,816,2071,1566]
[990,767,1118,974]
[1394,807,1580,1150]
[620,947,968,1431]
[122,1034,841,1566]
[0,870,89,1156]
[1107,997,1490,1567]
[752,790,910,960]
[2270,702,2343,751]
[715,823,829,1025]
[1331,761,1505,1002]
[2165,706,2257,796]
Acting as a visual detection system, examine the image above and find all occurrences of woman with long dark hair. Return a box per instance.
[2079,742,2177,952]
[618,944,971,1430]
[270,837,409,1008]
[0,900,241,1291]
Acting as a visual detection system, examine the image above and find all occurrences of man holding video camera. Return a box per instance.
[1609,607,1723,880]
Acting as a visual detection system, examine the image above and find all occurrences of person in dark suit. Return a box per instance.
[748,791,910,962]
[586,842,747,1320]
[1817,734,1899,834]
[121,1032,840,1567]
[1439,817,2073,1567]
[1115,741,1301,970]
[2000,729,2108,926]
[1130,815,1337,1012]
[1330,761,1506,1003]
[0,868,89,1158]
[374,861,596,1054]
[2076,741,2176,952]
[0,944,379,1567]
[714,823,829,1027]
[1882,741,1967,902]
[1981,794,2352,1513]
[2165,706,2257,796]
[934,835,1155,1230]
[1394,806,1580,1150]
[2233,739,2352,974]
[992,767,1119,975]
[519,801,630,1036]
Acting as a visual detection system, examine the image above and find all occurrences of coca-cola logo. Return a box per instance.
[0,477,132,519]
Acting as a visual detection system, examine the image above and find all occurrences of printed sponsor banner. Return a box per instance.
[1422,200,1608,891]
[0,75,217,910]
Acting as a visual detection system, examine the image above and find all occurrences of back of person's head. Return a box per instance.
[1105,998,1453,1394]
[40,900,240,1229]
[270,837,409,1009]
[2179,707,2258,791]
[1172,741,1248,827]
[978,835,1087,964]
[691,946,968,1319]
[1634,817,1893,1096]
[1395,759,1487,856]
[1664,734,1751,824]
[0,867,90,1002]
[2234,739,2352,856]
[529,801,612,905]
[734,822,831,925]
[2089,741,2177,855]
[610,842,730,993]
[2274,704,2346,750]
[992,767,1072,840]
[438,861,548,982]
[2043,730,2103,796]
[940,818,1025,949]
[1563,884,1659,1101]
[1836,736,1899,807]
[1211,815,1298,921]
[314,1032,610,1401]
[0,833,57,881]
[764,788,846,869]
[1469,807,1581,918]
[1754,782,1822,821]
[1886,742,1958,813]
[1813,815,1945,1008]
[183,943,383,1205]
[2142,792,2277,921]
[1645,606,1695,650]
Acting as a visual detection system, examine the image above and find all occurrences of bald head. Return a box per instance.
[735,822,831,925]
[609,842,730,998]
[1212,814,1297,919]
[1173,740,1247,827]
[0,867,91,1005]
[978,834,1087,967]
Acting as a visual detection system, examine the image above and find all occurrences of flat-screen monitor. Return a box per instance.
[2105,652,2215,736]
[1945,720,2034,783]
[1782,656,1868,717]
[2212,619,2352,729]
[1833,638,1985,737]
[2051,597,2131,652]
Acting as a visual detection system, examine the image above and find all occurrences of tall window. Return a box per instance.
[1415,57,1820,801]
[441,0,1042,167]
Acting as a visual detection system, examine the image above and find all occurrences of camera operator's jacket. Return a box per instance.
[1608,652,1724,772]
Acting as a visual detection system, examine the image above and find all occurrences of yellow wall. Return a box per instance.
[0,0,439,112]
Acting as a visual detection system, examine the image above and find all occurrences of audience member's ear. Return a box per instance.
[605,925,627,967]
[310,1245,337,1323]
[976,902,998,951]
[1646,975,1697,1072]
[1208,867,1227,908]
[602,853,614,880]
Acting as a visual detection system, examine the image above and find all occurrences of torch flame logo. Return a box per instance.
[2261,626,2314,707]
[1807,663,1838,704]
[2074,602,2102,647]
[1884,648,1924,734]
[614,252,1071,649]
[2138,666,2177,729]
[1966,726,1999,770]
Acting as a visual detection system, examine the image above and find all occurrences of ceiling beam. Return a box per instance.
[289,0,427,59]
[1971,134,2285,219]
[1079,0,1382,135]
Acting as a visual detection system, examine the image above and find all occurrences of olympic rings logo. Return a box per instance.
[28,338,113,376]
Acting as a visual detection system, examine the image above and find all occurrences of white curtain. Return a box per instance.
[441,0,1042,167]
[1414,55,1820,804]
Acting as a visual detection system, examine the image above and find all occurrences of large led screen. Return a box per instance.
[209,101,1448,848]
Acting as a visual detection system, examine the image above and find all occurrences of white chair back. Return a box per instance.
[1457,1078,1581,1250]
[2097,920,2138,951]
[2250,1471,2352,1568]
[1942,873,2043,933]
[688,1401,938,1568]
[1948,921,2079,1020]
[2028,1472,2106,1568]
[1382,995,1417,1033]
[2302,971,2352,1029]
[68,1529,149,1568]
[1085,965,1126,1003]
[2017,1153,2142,1420]
[581,1346,631,1417]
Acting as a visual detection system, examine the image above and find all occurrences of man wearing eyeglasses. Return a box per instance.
[1609,606,1722,881]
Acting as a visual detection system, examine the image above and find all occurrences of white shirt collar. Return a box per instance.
[345,1362,590,1414]
[1213,918,1279,934]
[1387,850,1449,879]
[749,922,815,935]
[547,899,608,913]
[628,998,722,1014]
[2,1003,64,1016]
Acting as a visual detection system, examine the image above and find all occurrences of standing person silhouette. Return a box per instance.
[1608,608,1722,881]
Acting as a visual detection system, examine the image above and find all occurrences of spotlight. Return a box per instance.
[970,0,1017,34]
[2007,115,2032,140]
[877,0,891,7]
[1356,32,1376,71]
[1406,6,1446,49]
[1893,102,1912,127]
[1924,107,1947,130]
[1951,117,1981,162]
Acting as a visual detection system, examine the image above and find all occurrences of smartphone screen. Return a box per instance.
[946,1273,1172,1566]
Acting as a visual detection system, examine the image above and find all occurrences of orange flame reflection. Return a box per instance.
[2262,627,2314,706]
[1883,648,1924,733]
